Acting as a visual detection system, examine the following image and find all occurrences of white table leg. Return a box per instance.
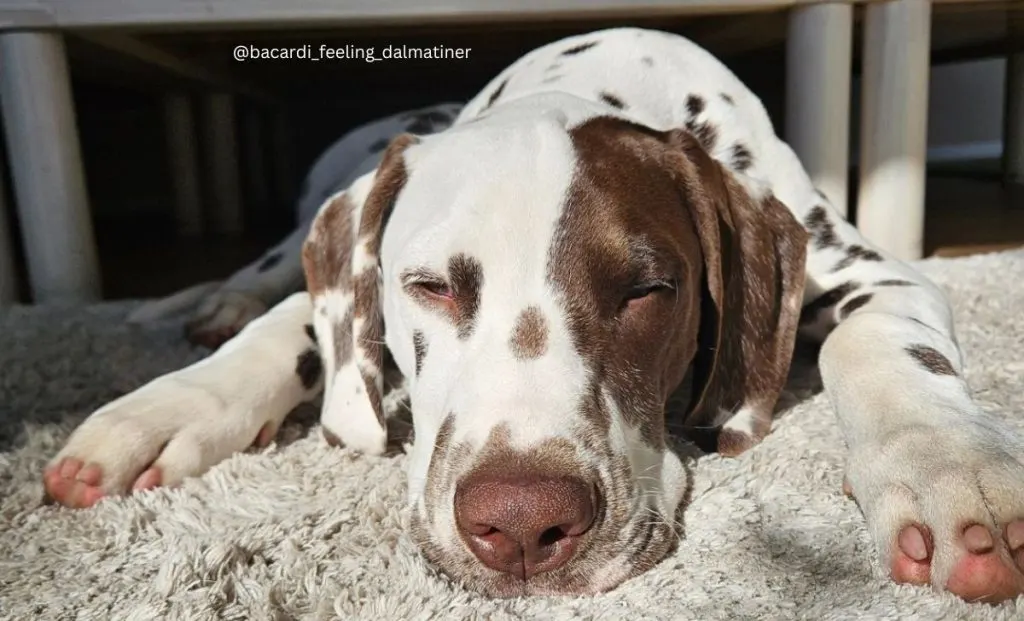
[0,32,101,303]
[785,2,853,216]
[202,93,243,235]
[856,0,932,261]
[163,94,204,237]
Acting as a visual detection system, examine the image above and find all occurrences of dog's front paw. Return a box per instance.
[846,424,1024,603]
[43,376,277,509]
[185,290,268,349]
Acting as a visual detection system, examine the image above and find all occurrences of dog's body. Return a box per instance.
[46,28,1024,602]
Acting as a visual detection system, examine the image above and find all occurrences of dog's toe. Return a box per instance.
[889,521,1024,603]
[185,291,267,349]
[945,527,1024,603]
[131,467,163,492]
[43,458,108,509]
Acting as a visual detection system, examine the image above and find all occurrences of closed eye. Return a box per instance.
[415,280,453,299]
[622,279,676,308]
[402,270,454,301]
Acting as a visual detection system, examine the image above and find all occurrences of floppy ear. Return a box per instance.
[665,131,809,455]
[302,133,418,454]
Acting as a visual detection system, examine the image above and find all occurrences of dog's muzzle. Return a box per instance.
[454,472,600,580]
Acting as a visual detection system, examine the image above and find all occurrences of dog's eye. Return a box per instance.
[412,280,453,300]
[622,280,675,307]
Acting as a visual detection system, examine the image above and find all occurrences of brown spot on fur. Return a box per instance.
[720,93,734,105]
[464,425,585,484]
[800,281,860,325]
[832,244,884,272]
[839,292,873,319]
[484,78,508,111]
[562,41,598,56]
[804,205,841,250]
[509,306,549,359]
[685,94,705,118]
[685,118,718,151]
[876,278,915,287]
[448,253,484,339]
[716,428,756,457]
[706,409,773,457]
[730,143,753,172]
[906,344,957,376]
[304,323,317,343]
[322,427,343,447]
[295,348,323,390]
[413,330,427,375]
[599,91,627,110]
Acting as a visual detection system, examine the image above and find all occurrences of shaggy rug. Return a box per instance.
[2,250,1024,621]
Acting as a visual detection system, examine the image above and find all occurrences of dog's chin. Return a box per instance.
[410,514,679,597]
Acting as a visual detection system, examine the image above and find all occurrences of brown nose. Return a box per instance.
[454,474,596,580]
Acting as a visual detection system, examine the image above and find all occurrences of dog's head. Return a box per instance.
[303,108,806,596]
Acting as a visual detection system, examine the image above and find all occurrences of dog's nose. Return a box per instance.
[454,475,596,579]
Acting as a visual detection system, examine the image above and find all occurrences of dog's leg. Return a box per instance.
[798,197,1024,602]
[182,225,308,348]
[43,292,321,508]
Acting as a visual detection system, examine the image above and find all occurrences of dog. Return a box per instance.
[43,28,1024,602]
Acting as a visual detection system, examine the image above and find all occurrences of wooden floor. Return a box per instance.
[924,176,1024,257]
[95,174,1024,301]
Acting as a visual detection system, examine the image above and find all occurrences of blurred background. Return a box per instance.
[0,2,1021,303]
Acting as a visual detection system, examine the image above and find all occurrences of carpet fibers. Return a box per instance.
[2,250,1024,620]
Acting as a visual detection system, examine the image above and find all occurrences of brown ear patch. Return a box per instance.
[509,306,549,360]
[347,133,419,436]
[302,193,356,297]
[666,129,808,440]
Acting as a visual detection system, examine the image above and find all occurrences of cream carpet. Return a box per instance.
[2,250,1024,621]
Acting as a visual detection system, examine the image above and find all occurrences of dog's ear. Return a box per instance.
[663,131,808,454]
[302,133,418,454]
